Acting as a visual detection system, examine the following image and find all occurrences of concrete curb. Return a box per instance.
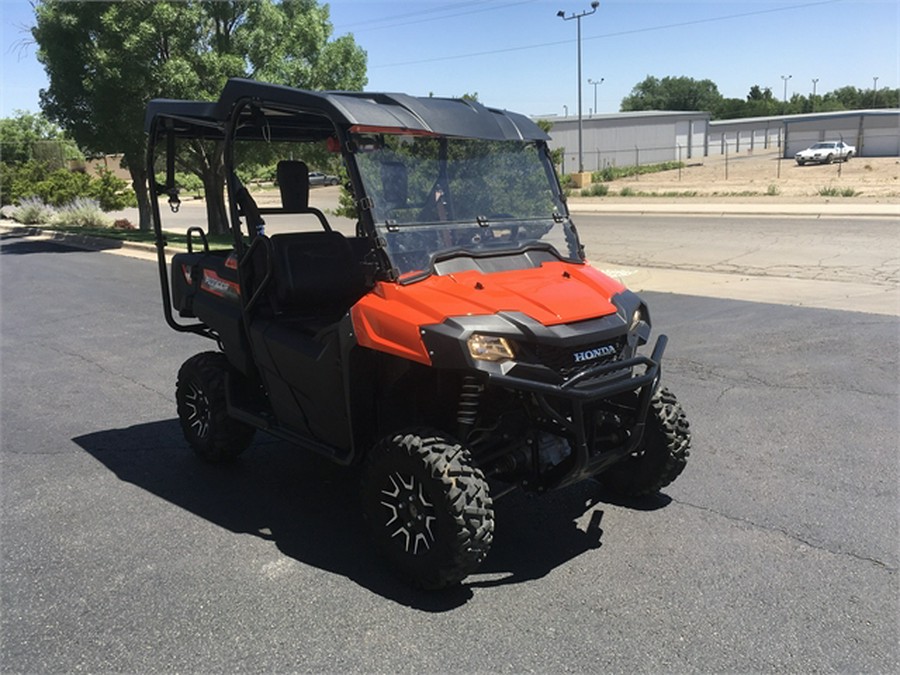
[0,223,164,255]
[566,201,900,219]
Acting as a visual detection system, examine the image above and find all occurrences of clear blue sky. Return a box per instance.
[2,0,897,119]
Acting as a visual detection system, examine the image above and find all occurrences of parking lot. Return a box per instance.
[1,209,897,672]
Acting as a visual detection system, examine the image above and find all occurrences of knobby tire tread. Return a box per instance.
[176,351,255,463]
[600,387,691,497]
[364,429,494,589]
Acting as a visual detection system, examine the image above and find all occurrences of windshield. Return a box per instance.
[352,133,578,281]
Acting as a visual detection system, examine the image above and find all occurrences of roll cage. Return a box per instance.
[146,80,575,336]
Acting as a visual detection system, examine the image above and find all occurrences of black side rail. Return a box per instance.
[185,226,210,254]
[240,234,274,314]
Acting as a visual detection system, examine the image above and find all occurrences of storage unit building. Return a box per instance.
[545,111,709,173]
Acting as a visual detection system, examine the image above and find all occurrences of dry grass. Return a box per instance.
[593,150,899,199]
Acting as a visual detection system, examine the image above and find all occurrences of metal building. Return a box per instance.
[544,110,709,173]
[708,110,900,158]
[545,109,899,172]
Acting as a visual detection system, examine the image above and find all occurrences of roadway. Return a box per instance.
[0,213,897,672]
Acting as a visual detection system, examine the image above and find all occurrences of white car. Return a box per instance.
[795,141,855,165]
[308,171,340,186]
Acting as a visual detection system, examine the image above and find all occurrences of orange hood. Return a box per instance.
[350,261,626,364]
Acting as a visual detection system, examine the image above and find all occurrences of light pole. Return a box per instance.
[781,74,792,113]
[811,78,819,112]
[873,76,879,106]
[558,1,600,175]
[563,104,568,117]
[588,77,604,117]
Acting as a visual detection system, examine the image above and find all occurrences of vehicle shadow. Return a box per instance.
[0,236,119,255]
[471,483,670,588]
[73,420,671,610]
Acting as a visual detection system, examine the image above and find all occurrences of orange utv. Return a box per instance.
[146,79,690,589]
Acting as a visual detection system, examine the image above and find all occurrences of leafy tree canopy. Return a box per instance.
[621,75,899,119]
[621,76,722,113]
[32,0,367,231]
[0,110,82,167]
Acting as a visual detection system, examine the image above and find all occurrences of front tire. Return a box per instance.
[176,352,255,462]
[597,387,691,497]
[362,430,494,589]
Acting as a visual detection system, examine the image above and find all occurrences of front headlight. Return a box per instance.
[467,334,515,362]
[628,308,644,332]
[628,305,651,346]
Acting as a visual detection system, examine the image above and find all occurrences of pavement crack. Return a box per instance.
[671,497,898,572]
[37,340,172,402]
[667,357,891,399]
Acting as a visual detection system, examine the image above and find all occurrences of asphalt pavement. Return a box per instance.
[0,216,897,672]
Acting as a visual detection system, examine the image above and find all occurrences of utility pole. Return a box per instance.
[781,74,792,114]
[557,2,600,178]
[588,77,604,117]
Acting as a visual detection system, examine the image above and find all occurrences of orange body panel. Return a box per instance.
[351,261,626,365]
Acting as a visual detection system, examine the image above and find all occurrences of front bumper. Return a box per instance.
[487,335,667,489]
[420,299,662,489]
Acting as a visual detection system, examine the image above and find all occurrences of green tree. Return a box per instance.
[0,111,82,168]
[33,0,367,232]
[620,75,722,113]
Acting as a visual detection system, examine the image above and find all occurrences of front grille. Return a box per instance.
[518,336,627,377]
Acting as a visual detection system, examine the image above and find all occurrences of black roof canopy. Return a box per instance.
[145,78,548,142]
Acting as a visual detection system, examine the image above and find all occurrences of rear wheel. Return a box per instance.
[176,352,255,462]
[825,153,834,164]
[597,387,690,497]
[362,430,494,589]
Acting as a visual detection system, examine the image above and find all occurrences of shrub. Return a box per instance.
[9,197,56,224]
[818,186,859,197]
[113,218,136,230]
[1,161,50,206]
[766,184,780,196]
[618,186,636,196]
[558,173,575,190]
[53,198,111,228]
[2,162,135,210]
[89,169,134,210]
[593,161,685,183]
[35,168,94,206]
[580,183,609,197]
[154,171,204,198]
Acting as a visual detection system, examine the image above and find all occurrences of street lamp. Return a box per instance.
[811,78,819,112]
[873,76,879,107]
[558,1,600,175]
[781,74,792,113]
[588,77,604,117]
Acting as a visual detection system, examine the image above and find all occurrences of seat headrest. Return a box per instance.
[277,160,309,212]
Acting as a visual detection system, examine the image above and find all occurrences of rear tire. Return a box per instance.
[362,430,494,589]
[176,352,255,462]
[597,387,690,497]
